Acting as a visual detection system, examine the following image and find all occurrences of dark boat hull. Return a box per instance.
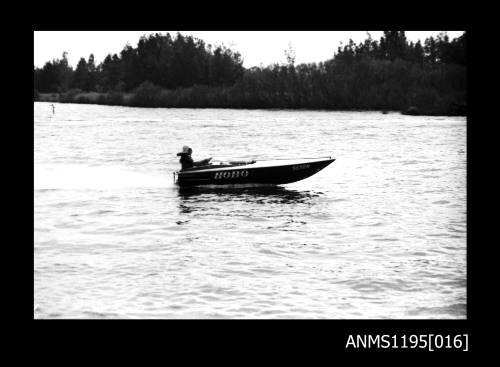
[175,158,335,187]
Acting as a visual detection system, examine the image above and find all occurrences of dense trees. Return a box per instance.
[34,33,244,93]
[34,51,73,93]
[333,31,466,66]
[96,33,244,91]
[34,31,467,115]
[225,31,466,114]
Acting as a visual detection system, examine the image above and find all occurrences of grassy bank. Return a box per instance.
[38,90,134,106]
[36,82,466,116]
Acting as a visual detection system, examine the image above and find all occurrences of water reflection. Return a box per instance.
[177,186,321,214]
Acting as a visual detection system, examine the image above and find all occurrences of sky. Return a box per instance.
[34,31,465,69]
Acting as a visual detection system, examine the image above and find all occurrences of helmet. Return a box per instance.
[182,145,191,153]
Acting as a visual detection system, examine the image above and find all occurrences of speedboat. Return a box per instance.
[174,156,335,187]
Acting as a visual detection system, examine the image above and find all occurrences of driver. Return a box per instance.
[176,146,212,170]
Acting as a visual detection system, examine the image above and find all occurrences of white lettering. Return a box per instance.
[381,335,391,348]
[357,335,367,348]
[214,170,249,180]
[345,335,357,349]
[369,335,380,347]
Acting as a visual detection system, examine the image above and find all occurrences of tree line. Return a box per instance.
[35,32,244,93]
[34,31,466,115]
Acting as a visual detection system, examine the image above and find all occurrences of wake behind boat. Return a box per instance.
[174,156,335,187]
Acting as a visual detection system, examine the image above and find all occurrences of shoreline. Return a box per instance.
[35,92,466,117]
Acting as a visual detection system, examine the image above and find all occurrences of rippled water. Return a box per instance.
[34,102,466,319]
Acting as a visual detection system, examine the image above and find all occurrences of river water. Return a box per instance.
[33,102,466,319]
